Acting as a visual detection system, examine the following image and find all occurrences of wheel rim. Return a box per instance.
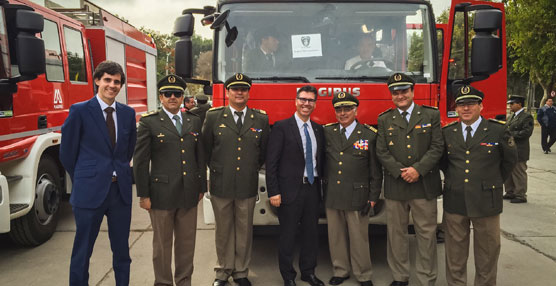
[35,173,59,225]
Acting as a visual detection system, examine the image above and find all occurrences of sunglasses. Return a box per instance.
[161,91,184,98]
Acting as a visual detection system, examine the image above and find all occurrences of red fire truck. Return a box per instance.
[0,0,157,245]
[173,0,506,225]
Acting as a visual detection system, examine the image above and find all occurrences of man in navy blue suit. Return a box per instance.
[60,61,137,286]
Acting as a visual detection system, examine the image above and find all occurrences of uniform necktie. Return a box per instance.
[401,111,409,126]
[465,125,473,146]
[303,123,314,184]
[235,111,243,130]
[173,115,182,136]
[104,107,116,147]
[340,127,347,143]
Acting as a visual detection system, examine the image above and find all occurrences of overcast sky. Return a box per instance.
[91,0,456,38]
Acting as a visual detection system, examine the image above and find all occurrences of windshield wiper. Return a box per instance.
[252,76,310,83]
[315,76,389,81]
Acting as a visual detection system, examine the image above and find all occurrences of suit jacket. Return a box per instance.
[323,122,382,211]
[376,104,443,200]
[133,109,206,210]
[202,106,269,199]
[266,116,325,204]
[506,111,534,161]
[60,97,137,209]
[441,118,517,218]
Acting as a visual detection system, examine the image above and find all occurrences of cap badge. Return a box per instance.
[394,74,402,81]
[461,86,471,95]
[338,92,346,99]
[236,73,243,80]
[168,76,176,83]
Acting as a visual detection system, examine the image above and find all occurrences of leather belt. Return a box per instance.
[112,176,118,182]
[302,177,318,185]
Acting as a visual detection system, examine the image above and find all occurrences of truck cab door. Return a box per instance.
[440,0,507,121]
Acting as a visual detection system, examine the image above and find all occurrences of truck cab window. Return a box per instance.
[42,19,63,82]
[63,26,87,83]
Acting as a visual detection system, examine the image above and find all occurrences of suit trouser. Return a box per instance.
[504,161,528,199]
[386,198,437,286]
[149,206,198,286]
[278,183,320,281]
[210,195,256,280]
[326,208,373,282]
[540,126,556,151]
[444,211,500,286]
[70,182,132,286]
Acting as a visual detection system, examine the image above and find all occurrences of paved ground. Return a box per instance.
[1,126,555,286]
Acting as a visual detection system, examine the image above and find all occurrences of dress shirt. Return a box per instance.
[294,112,318,177]
[461,117,483,141]
[340,120,357,140]
[162,106,182,127]
[230,105,247,124]
[397,102,415,123]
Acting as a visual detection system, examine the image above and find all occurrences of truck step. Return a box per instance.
[6,175,23,183]
[10,204,28,214]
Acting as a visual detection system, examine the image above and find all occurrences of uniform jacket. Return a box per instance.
[376,104,443,200]
[323,122,383,211]
[441,118,517,218]
[537,105,556,129]
[506,111,534,161]
[60,97,136,209]
[133,109,206,210]
[190,103,211,124]
[202,106,270,199]
[265,115,325,204]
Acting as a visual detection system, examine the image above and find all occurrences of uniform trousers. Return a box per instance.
[70,182,131,286]
[210,195,256,280]
[386,198,437,286]
[326,208,373,282]
[504,161,528,199]
[149,206,198,286]
[540,125,556,151]
[444,211,500,286]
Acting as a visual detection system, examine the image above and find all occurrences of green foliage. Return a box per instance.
[505,0,556,106]
[407,32,424,72]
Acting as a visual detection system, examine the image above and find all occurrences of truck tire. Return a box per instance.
[10,155,61,246]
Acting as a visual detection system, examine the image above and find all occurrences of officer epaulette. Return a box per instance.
[207,106,225,112]
[364,124,378,133]
[141,110,158,117]
[422,105,438,110]
[489,118,506,125]
[324,122,338,127]
[442,121,458,129]
[378,108,392,117]
[252,108,267,115]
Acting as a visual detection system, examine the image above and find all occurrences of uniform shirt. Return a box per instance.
[340,120,357,139]
[230,105,247,124]
[397,102,415,123]
[294,112,318,177]
[461,117,482,141]
[514,108,524,117]
[162,106,182,127]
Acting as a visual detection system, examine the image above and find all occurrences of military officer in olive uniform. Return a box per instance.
[324,92,382,286]
[134,74,206,286]
[202,73,270,286]
[503,95,534,203]
[190,93,211,123]
[376,73,443,286]
[441,85,517,286]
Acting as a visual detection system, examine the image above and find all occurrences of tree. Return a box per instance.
[505,0,556,107]
[140,28,178,81]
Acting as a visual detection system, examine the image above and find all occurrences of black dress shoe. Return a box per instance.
[284,279,296,286]
[511,197,527,203]
[233,277,252,286]
[360,281,373,286]
[301,274,324,286]
[329,276,349,285]
[390,281,408,286]
[213,279,228,286]
[503,193,516,200]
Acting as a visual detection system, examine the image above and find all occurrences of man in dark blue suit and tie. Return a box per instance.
[60,61,137,286]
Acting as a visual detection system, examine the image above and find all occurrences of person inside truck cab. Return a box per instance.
[244,27,281,72]
[344,33,388,71]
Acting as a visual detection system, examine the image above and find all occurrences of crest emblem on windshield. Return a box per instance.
[301,36,311,47]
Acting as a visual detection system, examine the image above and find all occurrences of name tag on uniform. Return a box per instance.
[480,142,499,147]
[353,139,369,150]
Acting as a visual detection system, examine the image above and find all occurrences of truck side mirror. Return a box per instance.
[174,14,194,79]
[471,9,502,76]
[14,9,45,78]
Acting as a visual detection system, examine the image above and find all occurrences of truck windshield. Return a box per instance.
[215,2,435,84]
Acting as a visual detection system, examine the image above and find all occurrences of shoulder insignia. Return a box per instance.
[442,121,458,129]
[364,124,378,133]
[141,110,158,117]
[252,108,267,115]
[208,106,225,112]
[324,122,339,127]
[422,105,438,110]
[378,108,392,117]
[489,118,506,125]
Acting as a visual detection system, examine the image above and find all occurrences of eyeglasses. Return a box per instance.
[297,97,317,104]
[456,101,479,107]
[161,91,184,98]
[334,106,355,113]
